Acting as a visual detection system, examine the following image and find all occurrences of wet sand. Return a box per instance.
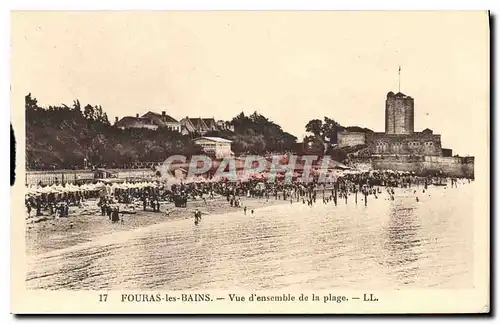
[25,196,289,256]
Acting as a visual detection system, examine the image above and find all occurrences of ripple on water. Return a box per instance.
[26,183,475,290]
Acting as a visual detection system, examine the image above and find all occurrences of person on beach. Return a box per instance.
[194,209,201,225]
[107,205,112,219]
[26,201,32,217]
[244,206,247,215]
[36,199,42,216]
[26,168,465,231]
[111,207,119,223]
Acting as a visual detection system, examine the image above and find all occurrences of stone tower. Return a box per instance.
[385,91,414,134]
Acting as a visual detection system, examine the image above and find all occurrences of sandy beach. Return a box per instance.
[25,195,290,256]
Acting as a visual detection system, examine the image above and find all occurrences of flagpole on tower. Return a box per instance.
[398,65,401,93]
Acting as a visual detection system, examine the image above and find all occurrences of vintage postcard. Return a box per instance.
[11,11,490,314]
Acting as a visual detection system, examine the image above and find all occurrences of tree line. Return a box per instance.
[25,94,372,170]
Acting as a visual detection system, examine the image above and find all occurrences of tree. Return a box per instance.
[26,94,299,169]
[72,99,81,112]
[305,119,323,137]
[83,104,94,120]
[102,112,110,125]
[94,105,103,121]
[303,135,325,156]
[321,117,342,145]
[25,93,38,111]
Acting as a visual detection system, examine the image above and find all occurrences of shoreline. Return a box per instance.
[25,181,470,257]
[25,195,291,256]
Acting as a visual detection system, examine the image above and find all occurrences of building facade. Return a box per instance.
[116,112,234,135]
[115,114,159,130]
[180,117,235,135]
[338,131,366,148]
[337,91,443,156]
[115,111,180,131]
[385,92,414,134]
[141,111,181,132]
[366,129,442,156]
[194,137,233,159]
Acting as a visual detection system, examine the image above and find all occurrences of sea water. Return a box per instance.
[26,182,475,290]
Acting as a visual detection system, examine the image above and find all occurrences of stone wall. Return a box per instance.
[385,94,394,134]
[442,148,453,157]
[369,155,474,178]
[385,92,414,134]
[338,131,366,148]
[366,131,442,156]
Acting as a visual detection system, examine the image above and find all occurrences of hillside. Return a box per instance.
[25,94,298,170]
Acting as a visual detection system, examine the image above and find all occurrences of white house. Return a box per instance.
[193,137,233,159]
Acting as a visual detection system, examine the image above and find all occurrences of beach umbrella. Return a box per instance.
[26,186,38,195]
[40,186,54,194]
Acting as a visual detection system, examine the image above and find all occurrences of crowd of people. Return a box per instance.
[25,187,101,218]
[25,170,471,222]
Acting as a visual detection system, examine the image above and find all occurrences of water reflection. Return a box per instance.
[26,184,474,290]
[383,198,422,285]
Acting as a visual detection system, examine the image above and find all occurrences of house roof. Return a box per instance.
[422,128,433,134]
[202,118,216,125]
[180,117,195,128]
[115,116,153,127]
[142,111,179,123]
[194,136,233,143]
[189,118,209,130]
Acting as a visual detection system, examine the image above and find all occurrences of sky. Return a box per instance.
[11,11,489,156]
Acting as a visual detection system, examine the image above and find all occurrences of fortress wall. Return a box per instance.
[365,132,442,156]
[393,98,408,134]
[369,155,474,178]
[385,98,395,134]
[405,98,415,134]
[338,132,366,148]
[385,93,414,135]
